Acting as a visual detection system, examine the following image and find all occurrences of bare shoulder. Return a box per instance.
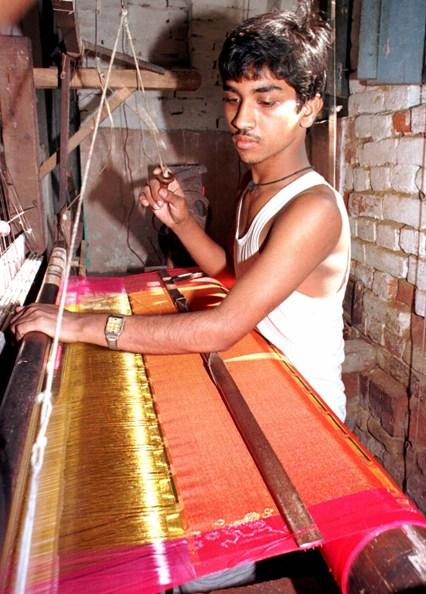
[273,183,342,229]
[289,183,339,211]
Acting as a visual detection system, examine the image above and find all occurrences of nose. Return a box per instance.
[230,100,255,132]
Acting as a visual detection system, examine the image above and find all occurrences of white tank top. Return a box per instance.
[234,171,350,421]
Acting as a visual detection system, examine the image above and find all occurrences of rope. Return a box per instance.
[122,16,169,175]
[13,9,128,593]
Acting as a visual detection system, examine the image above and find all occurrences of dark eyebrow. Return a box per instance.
[253,84,283,93]
[223,82,284,93]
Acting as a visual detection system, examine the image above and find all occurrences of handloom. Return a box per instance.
[1,269,426,594]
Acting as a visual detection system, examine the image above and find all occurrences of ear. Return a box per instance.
[299,94,323,129]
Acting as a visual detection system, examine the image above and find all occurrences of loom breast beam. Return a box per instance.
[157,269,323,549]
[0,245,67,587]
[33,67,201,91]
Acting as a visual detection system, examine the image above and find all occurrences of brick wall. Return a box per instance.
[343,79,426,512]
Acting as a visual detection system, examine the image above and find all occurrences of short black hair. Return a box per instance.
[218,1,331,107]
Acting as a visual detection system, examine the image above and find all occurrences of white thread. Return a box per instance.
[13,10,127,593]
[122,17,168,173]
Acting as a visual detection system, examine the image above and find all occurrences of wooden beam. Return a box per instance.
[39,87,135,178]
[33,67,201,90]
[347,525,426,593]
[58,54,72,210]
[0,246,66,592]
[0,37,46,254]
[83,40,166,75]
[52,0,82,57]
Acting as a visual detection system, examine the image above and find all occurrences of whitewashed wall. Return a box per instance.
[77,0,297,131]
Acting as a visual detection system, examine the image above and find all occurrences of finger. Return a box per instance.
[10,315,29,339]
[140,183,160,210]
[9,305,27,325]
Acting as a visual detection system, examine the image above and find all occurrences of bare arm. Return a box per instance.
[140,173,228,276]
[11,190,342,354]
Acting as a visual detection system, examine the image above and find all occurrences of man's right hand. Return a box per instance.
[139,167,190,230]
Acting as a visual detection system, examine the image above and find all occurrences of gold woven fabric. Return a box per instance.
[24,292,184,589]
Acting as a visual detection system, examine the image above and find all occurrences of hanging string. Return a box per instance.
[13,9,128,593]
[0,166,38,252]
[122,16,169,176]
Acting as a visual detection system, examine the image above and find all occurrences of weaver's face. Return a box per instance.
[223,68,306,167]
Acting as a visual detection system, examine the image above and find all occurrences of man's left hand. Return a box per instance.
[9,304,80,343]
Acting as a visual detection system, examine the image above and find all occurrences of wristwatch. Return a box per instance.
[104,314,125,350]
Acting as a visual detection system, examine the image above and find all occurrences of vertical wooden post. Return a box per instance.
[58,53,72,212]
[0,36,46,254]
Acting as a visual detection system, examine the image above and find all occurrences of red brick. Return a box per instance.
[411,313,426,351]
[367,368,408,437]
[405,445,426,513]
[343,372,360,399]
[408,399,426,448]
[392,110,411,134]
[383,328,410,359]
[407,377,426,448]
[396,279,415,308]
[359,372,371,409]
[377,347,411,387]
[352,281,364,326]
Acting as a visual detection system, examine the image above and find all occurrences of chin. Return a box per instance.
[237,153,259,165]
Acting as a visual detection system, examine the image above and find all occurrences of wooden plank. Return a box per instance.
[39,87,135,178]
[377,0,426,84]
[0,37,46,254]
[52,0,82,57]
[334,0,350,98]
[83,40,166,75]
[33,67,202,90]
[357,0,381,80]
[58,54,72,210]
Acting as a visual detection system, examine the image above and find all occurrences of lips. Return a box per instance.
[233,135,259,149]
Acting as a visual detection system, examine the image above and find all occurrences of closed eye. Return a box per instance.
[258,99,277,107]
[223,96,240,104]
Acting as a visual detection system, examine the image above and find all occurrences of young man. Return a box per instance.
[11,4,350,421]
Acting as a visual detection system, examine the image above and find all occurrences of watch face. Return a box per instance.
[105,315,124,349]
[107,317,123,334]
